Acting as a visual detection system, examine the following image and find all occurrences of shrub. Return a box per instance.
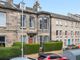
[12,42,25,48]
[0,47,21,60]
[13,41,63,54]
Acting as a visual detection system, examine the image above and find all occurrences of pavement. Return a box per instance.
[25,50,62,59]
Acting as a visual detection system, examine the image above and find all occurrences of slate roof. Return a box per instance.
[51,13,80,22]
[0,1,80,22]
[0,1,36,14]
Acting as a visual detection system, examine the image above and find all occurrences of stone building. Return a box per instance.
[0,0,80,47]
[51,13,80,48]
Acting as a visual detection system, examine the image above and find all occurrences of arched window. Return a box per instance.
[29,16,35,28]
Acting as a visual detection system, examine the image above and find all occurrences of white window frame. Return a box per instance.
[44,35,49,42]
[44,17,48,29]
[29,16,35,28]
[39,17,48,29]
[56,20,59,25]
[0,12,6,27]
[59,20,62,26]
[65,22,67,27]
[20,15,26,28]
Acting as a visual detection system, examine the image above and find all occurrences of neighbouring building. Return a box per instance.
[0,0,80,48]
[51,13,80,48]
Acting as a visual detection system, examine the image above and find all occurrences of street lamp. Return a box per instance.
[39,17,44,55]
[20,0,25,57]
[10,0,31,60]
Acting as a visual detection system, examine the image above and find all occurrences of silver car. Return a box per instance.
[10,57,36,60]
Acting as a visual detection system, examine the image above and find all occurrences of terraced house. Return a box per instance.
[0,0,80,48]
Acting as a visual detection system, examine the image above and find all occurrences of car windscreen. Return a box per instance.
[50,55,61,59]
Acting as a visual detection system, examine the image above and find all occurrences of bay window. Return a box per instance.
[39,17,48,29]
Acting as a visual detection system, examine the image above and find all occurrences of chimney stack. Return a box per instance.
[33,0,41,11]
[7,0,13,4]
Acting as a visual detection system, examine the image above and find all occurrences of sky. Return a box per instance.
[14,0,80,15]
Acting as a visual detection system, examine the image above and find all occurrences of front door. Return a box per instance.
[68,39,70,45]
[28,37,33,44]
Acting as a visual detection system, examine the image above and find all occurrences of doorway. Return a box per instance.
[0,36,5,47]
[28,37,33,44]
[68,39,70,45]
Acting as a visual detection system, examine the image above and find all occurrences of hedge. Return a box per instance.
[0,41,62,60]
[13,41,63,54]
[24,44,40,54]
[44,42,62,52]
[13,42,40,54]
[0,47,21,60]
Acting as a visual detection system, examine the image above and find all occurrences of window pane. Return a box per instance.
[40,20,43,29]
[65,31,67,35]
[20,15,26,27]
[71,31,73,35]
[56,30,58,35]
[0,12,6,27]
[65,22,67,26]
[44,36,49,42]
[39,36,43,45]
[44,19,48,29]
[29,16,35,28]
[59,21,62,25]
[20,35,26,42]
[39,17,48,29]
[56,20,58,25]
[60,30,62,35]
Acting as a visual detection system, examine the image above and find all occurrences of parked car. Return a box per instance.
[10,57,36,60]
[38,53,68,60]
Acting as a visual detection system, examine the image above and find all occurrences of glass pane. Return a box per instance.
[40,20,43,29]
[0,12,6,26]
[44,36,49,42]
[29,16,35,28]
[76,55,80,60]
[20,35,26,42]
[20,15,26,27]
